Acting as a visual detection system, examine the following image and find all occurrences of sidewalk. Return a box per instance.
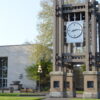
[43,98,71,100]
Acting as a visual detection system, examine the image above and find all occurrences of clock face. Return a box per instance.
[66,21,84,43]
[67,22,83,38]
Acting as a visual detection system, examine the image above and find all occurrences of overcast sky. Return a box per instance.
[0,0,100,46]
[0,0,41,46]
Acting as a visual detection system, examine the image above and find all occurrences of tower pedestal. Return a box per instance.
[83,71,100,98]
[49,71,67,98]
[66,73,76,97]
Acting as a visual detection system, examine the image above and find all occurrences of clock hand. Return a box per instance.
[72,29,81,32]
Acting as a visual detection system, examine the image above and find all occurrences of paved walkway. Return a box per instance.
[43,98,71,100]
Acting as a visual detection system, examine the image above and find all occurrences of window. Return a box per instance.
[19,74,23,79]
[64,81,70,88]
[54,81,59,88]
[0,57,8,88]
[66,82,70,88]
[87,81,94,88]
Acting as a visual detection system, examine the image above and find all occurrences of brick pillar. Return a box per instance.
[83,71,100,98]
[49,71,67,97]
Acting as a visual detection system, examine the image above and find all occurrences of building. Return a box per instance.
[0,44,36,89]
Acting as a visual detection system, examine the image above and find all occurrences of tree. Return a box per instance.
[37,0,53,47]
[31,44,52,64]
[26,0,53,91]
[26,59,52,91]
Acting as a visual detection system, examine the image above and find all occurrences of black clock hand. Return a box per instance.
[72,29,81,32]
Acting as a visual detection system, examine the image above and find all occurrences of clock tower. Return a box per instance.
[50,0,100,98]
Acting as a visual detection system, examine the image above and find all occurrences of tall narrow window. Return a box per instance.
[54,81,59,88]
[0,57,8,88]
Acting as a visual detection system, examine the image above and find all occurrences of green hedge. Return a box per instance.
[0,93,19,96]
[0,97,44,100]
[76,91,83,94]
[0,93,45,96]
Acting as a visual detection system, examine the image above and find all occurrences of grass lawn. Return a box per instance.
[0,97,43,100]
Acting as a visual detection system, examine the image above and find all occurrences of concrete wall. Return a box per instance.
[0,44,36,89]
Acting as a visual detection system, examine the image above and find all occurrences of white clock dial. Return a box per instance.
[67,22,83,38]
[66,21,84,43]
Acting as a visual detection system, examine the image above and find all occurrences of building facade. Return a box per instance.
[0,44,36,89]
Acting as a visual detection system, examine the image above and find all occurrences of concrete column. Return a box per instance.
[91,0,97,71]
[98,5,100,53]
[49,71,67,97]
[58,0,64,71]
[53,0,59,71]
[85,0,90,71]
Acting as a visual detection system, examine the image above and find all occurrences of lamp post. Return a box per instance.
[38,65,42,92]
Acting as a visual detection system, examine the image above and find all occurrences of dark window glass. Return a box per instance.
[54,81,59,88]
[66,82,70,88]
[87,81,94,88]
[64,81,70,88]
[0,70,2,77]
[0,57,8,88]
[76,43,81,47]
[19,74,23,79]
[70,13,74,21]
[76,13,80,20]
[82,12,85,20]
[64,81,66,88]
[3,70,7,77]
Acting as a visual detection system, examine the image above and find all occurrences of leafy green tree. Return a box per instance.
[26,59,52,91]
[81,64,86,72]
[37,0,53,47]
[31,44,52,64]
[26,0,53,91]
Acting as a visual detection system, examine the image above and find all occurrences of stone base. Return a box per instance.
[66,91,76,98]
[49,92,67,98]
[50,71,67,98]
[83,92,100,98]
[83,71,100,99]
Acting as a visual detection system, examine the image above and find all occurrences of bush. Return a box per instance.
[0,93,46,96]
[0,93,19,96]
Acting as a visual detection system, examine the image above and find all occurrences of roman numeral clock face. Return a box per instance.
[66,21,84,43]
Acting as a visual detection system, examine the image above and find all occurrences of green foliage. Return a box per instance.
[37,0,53,47]
[0,93,45,96]
[27,1,53,89]
[31,44,52,64]
[0,97,43,100]
[26,59,52,81]
[26,64,39,81]
[0,93,19,96]
[81,64,86,72]
[76,91,83,94]
[26,59,52,90]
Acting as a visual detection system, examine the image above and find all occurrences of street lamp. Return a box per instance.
[38,65,42,92]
